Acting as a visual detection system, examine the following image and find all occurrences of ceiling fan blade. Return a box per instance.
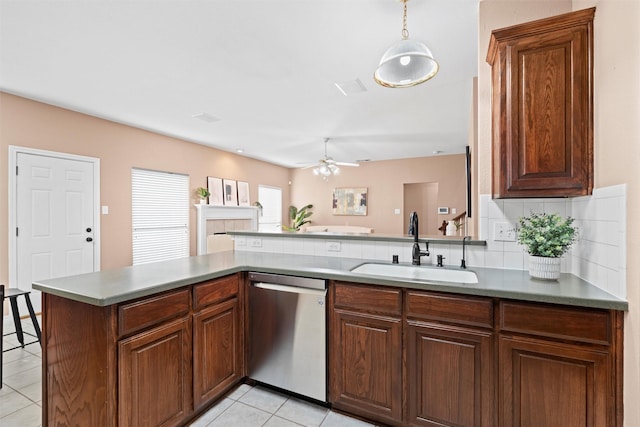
[335,161,360,167]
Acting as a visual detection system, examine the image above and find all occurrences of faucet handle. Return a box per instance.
[436,255,445,267]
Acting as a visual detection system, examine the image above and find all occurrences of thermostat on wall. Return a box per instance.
[438,207,449,215]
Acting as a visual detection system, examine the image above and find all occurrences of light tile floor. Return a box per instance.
[189,384,377,427]
[1,315,42,427]
[2,315,377,427]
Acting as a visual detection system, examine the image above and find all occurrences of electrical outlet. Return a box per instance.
[493,222,516,241]
[249,238,262,248]
[326,241,341,252]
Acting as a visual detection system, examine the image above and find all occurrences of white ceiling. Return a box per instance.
[0,0,479,168]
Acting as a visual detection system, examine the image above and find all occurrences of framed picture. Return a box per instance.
[222,179,238,206]
[237,181,250,206]
[207,177,224,206]
[332,187,367,216]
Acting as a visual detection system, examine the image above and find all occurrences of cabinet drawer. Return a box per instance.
[333,282,402,316]
[499,301,611,345]
[119,289,191,337]
[194,274,239,310]
[406,291,493,329]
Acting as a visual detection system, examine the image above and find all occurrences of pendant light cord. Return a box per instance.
[402,0,409,40]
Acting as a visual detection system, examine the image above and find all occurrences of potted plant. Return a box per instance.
[282,204,313,231]
[195,187,210,204]
[517,212,578,280]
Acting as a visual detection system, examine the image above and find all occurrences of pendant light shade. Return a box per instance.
[374,0,439,88]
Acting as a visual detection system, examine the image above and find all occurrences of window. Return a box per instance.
[131,168,189,265]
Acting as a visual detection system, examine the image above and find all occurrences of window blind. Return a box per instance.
[131,168,189,265]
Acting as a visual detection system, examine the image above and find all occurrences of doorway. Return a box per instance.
[8,146,101,313]
[403,182,439,236]
[258,185,282,232]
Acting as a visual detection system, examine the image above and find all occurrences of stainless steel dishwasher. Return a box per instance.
[247,272,327,402]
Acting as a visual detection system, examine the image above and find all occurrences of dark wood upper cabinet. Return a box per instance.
[487,8,595,198]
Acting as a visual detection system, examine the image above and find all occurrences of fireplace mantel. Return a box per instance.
[195,204,259,255]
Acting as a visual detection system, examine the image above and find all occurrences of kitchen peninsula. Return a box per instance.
[34,251,626,426]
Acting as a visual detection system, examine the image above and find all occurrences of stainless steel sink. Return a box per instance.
[350,263,478,284]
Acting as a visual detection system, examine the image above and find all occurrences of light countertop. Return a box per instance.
[33,251,627,310]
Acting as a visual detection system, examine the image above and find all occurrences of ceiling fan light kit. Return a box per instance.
[374,0,439,88]
[310,138,359,180]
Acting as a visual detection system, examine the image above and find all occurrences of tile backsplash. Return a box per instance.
[235,184,626,300]
[478,184,627,299]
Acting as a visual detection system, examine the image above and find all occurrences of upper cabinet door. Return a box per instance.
[487,8,595,198]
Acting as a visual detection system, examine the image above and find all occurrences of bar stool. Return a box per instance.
[2,287,42,351]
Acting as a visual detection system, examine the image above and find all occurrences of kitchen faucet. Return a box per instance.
[408,212,430,265]
[461,236,471,269]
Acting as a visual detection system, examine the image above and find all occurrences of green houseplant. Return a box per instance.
[517,212,578,280]
[195,187,210,204]
[282,204,313,231]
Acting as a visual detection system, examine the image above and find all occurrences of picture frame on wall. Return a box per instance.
[207,176,224,206]
[237,181,250,206]
[332,187,368,216]
[222,179,238,206]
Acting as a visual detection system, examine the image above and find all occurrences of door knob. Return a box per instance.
[86,237,93,242]
[86,227,92,233]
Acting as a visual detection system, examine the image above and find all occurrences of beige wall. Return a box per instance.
[0,92,291,276]
[289,154,467,235]
[478,1,640,425]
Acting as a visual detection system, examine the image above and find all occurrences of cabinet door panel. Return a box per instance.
[500,335,610,427]
[119,317,192,427]
[407,322,493,427]
[330,309,402,425]
[487,8,594,198]
[193,297,242,409]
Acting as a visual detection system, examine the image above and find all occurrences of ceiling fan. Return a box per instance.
[303,138,359,179]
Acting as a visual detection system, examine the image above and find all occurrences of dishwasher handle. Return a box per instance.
[252,282,327,297]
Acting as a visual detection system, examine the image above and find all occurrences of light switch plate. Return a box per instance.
[494,222,516,241]
[326,241,341,252]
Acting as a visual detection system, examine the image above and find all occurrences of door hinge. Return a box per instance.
[16,227,19,237]
[16,165,18,175]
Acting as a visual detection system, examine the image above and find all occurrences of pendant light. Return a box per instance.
[374,0,439,88]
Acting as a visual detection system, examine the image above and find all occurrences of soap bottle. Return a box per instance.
[446,220,456,236]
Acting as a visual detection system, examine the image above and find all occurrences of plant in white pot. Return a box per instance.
[195,187,210,204]
[517,212,578,280]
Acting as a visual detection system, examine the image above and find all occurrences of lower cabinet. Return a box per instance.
[405,290,494,427]
[119,317,193,427]
[328,282,622,427]
[499,335,610,427]
[42,273,243,427]
[498,301,622,427]
[406,322,493,427]
[330,282,403,426]
[193,297,242,410]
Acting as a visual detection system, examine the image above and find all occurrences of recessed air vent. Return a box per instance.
[334,79,367,96]
[192,112,220,123]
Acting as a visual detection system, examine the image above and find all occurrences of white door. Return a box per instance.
[13,150,99,312]
[258,185,282,231]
